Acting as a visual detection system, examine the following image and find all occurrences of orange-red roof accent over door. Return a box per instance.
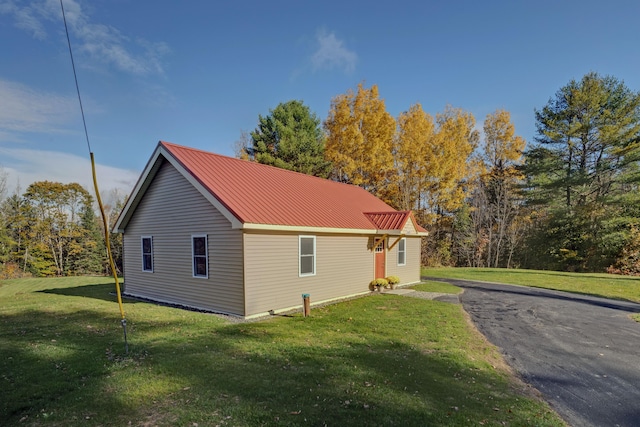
[364,211,428,233]
[161,141,398,230]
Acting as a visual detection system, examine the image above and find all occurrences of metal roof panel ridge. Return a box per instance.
[159,141,395,229]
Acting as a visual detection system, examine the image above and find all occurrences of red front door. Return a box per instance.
[375,240,386,278]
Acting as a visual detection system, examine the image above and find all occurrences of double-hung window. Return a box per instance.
[397,238,406,266]
[299,236,316,277]
[141,236,153,272]
[192,234,208,278]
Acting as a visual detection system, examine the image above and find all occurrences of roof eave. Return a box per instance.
[240,223,428,236]
[377,230,429,237]
[241,223,378,234]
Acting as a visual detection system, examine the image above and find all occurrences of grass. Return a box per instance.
[422,267,640,322]
[412,281,463,294]
[422,267,640,304]
[0,277,565,426]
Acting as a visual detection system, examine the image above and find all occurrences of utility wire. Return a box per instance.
[60,0,128,354]
[60,0,91,153]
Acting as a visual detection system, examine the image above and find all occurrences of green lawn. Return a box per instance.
[0,277,565,426]
[412,281,463,294]
[422,267,640,323]
[422,267,640,304]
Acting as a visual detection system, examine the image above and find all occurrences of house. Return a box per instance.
[113,141,428,318]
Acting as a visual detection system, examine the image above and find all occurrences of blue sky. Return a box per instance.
[1,0,640,199]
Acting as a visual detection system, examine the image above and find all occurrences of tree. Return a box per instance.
[23,181,99,276]
[426,106,480,220]
[0,168,10,270]
[102,189,127,275]
[0,189,29,276]
[526,72,640,270]
[388,103,435,211]
[324,83,396,197]
[248,100,332,177]
[73,201,103,274]
[0,167,6,200]
[417,106,479,266]
[608,226,640,275]
[480,109,526,267]
[233,130,251,160]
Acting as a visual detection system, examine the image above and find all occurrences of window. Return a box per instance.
[299,236,316,276]
[192,234,208,278]
[141,236,153,272]
[397,238,406,266]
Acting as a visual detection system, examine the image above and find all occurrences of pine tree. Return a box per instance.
[248,100,332,177]
[526,72,640,270]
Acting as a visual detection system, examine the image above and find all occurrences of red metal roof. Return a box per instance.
[161,141,412,230]
[365,211,428,233]
[365,211,411,230]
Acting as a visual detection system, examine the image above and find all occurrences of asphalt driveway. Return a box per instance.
[424,277,640,427]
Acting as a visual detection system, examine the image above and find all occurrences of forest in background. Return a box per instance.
[0,179,125,278]
[1,72,639,278]
[242,72,640,274]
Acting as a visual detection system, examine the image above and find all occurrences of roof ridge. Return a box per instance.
[150,140,411,231]
[160,140,372,192]
[118,141,423,233]
[364,211,408,215]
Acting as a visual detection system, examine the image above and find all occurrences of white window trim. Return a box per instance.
[397,237,406,266]
[299,235,316,277]
[191,234,208,279]
[141,236,153,273]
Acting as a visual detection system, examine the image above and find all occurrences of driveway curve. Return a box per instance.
[423,277,640,427]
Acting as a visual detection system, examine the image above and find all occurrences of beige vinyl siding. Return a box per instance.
[243,232,373,316]
[386,237,421,285]
[402,219,417,234]
[123,160,244,315]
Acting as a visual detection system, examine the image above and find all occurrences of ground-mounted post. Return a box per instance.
[302,293,310,317]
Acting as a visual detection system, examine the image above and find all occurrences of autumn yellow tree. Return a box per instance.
[483,109,525,172]
[324,83,395,197]
[482,109,526,267]
[408,106,479,266]
[388,103,435,211]
[455,110,527,267]
[425,106,479,222]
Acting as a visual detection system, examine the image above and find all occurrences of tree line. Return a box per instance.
[1,72,638,278]
[241,73,640,274]
[0,178,125,278]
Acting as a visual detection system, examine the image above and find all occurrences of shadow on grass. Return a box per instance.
[0,299,563,426]
[39,283,142,305]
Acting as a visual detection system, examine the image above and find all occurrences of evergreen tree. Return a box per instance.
[1,193,32,276]
[248,100,332,177]
[73,199,104,274]
[525,73,640,270]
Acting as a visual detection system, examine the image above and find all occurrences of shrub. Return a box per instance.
[369,278,389,290]
[385,275,400,285]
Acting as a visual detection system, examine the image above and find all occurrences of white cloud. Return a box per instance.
[0,147,138,197]
[0,79,78,136]
[311,29,357,73]
[1,0,170,75]
[14,3,47,39]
